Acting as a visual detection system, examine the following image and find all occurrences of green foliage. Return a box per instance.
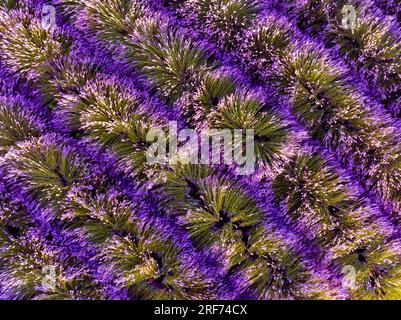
[271,45,401,211]
[68,80,165,179]
[242,18,291,75]
[68,80,142,133]
[125,18,214,104]
[274,47,342,96]
[353,127,401,209]
[272,152,366,245]
[327,14,401,92]
[165,164,262,269]
[0,102,41,155]
[183,178,261,246]
[330,11,400,63]
[164,164,215,215]
[81,0,145,43]
[331,233,401,300]
[295,0,330,36]
[290,0,401,108]
[273,153,345,214]
[65,189,134,243]
[196,74,236,113]
[189,0,261,49]
[103,231,216,299]
[0,234,102,299]
[0,12,71,78]
[4,138,88,213]
[40,57,100,108]
[182,73,236,121]
[209,93,288,165]
[273,48,371,146]
[0,236,57,299]
[0,0,19,9]
[0,188,102,300]
[66,186,216,299]
[64,182,217,299]
[238,227,312,299]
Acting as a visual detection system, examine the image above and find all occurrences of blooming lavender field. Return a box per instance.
[1,0,401,300]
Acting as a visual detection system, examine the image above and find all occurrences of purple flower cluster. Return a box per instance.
[1,0,401,300]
